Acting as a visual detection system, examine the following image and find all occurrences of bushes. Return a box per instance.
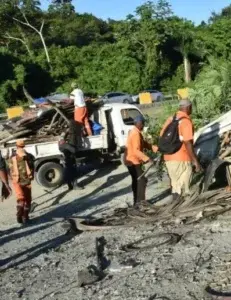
[144,103,178,145]
[189,58,231,122]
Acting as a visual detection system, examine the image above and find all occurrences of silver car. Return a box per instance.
[132,89,164,103]
[100,92,134,104]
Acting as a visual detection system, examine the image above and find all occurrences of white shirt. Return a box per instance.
[70,88,86,107]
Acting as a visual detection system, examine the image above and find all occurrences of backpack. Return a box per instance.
[158,115,186,155]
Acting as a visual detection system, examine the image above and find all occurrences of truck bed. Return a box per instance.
[0,132,108,160]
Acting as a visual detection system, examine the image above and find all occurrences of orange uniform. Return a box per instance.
[9,148,33,224]
[160,111,194,196]
[74,107,92,136]
[125,126,157,165]
[160,111,194,162]
[125,126,157,207]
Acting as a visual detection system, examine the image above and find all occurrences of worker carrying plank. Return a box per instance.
[124,115,158,208]
[70,82,92,136]
[8,140,34,224]
[158,99,202,200]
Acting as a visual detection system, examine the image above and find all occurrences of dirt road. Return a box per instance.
[0,162,231,300]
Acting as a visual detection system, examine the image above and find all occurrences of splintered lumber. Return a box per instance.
[23,86,34,104]
[219,130,231,159]
[220,147,231,159]
[0,129,32,144]
[48,112,58,130]
[47,100,70,125]
[65,190,231,228]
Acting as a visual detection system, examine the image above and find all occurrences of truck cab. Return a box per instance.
[79,103,143,154]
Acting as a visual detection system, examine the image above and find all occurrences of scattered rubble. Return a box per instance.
[2,110,231,299]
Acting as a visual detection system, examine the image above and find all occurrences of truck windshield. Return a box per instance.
[121,109,143,125]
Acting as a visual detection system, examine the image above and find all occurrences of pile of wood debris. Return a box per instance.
[0,99,103,145]
[59,188,231,234]
[219,131,231,160]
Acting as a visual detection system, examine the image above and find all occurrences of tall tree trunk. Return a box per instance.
[13,14,51,66]
[184,55,191,83]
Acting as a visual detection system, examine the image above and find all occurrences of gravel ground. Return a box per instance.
[0,162,231,300]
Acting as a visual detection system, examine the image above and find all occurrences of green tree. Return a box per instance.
[209,4,231,23]
[20,0,41,12]
[203,19,231,59]
[171,19,204,84]
[115,1,173,89]
[48,0,75,15]
[189,57,231,120]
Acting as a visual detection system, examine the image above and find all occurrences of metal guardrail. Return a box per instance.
[136,99,178,109]
[0,100,178,121]
[0,113,7,119]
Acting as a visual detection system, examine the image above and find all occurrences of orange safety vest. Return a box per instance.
[10,155,33,184]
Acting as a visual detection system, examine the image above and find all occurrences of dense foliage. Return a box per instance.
[0,0,231,117]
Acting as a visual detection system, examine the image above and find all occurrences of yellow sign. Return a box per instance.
[139,92,152,104]
[7,106,24,119]
[177,88,189,100]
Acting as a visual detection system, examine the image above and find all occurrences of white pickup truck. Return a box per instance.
[1,103,144,188]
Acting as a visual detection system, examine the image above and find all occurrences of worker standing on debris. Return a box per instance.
[159,99,201,200]
[70,82,92,136]
[8,140,34,224]
[124,115,157,208]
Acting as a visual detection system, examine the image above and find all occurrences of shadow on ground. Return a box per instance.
[31,161,122,213]
[0,223,51,247]
[0,232,73,270]
[32,170,130,223]
[0,162,131,270]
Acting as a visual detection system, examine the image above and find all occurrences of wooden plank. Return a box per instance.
[47,100,70,125]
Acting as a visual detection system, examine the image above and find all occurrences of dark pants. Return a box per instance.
[59,143,77,189]
[14,183,32,223]
[127,165,146,207]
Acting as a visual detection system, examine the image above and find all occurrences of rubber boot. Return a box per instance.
[23,204,31,225]
[133,201,141,210]
[172,193,181,201]
[16,205,24,224]
[73,180,84,190]
[67,182,74,191]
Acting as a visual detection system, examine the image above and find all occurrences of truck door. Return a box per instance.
[119,108,144,147]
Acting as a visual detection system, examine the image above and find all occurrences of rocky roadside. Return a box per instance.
[0,163,230,300]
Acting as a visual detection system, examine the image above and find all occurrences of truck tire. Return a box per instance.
[36,162,64,189]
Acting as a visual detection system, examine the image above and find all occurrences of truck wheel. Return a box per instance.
[36,162,64,189]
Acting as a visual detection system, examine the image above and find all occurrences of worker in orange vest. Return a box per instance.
[8,140,34,224]
[159,100,201,200]
[124,115,158,208]
[70,82,92,136]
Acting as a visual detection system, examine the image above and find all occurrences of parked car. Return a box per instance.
[99,92,134,104]
[132,89,164,103]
